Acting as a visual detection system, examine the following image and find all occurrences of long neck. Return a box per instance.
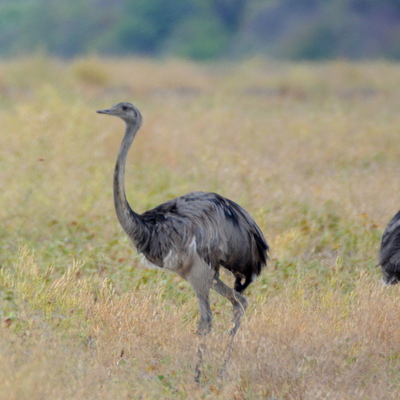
[114,122,147,245]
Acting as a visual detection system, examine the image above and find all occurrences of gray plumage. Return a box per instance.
[129,192,267,292]
[97,102,269,380]
[378,210,400,285]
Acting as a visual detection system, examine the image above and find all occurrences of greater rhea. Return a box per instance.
[97,102,269,381]
[378,210,400,284]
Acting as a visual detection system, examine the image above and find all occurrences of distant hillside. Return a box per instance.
[1,0,400,59]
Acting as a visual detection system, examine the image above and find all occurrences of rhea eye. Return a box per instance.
[122,105,128,111]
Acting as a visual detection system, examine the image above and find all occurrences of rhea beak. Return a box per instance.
[96,108,113,115]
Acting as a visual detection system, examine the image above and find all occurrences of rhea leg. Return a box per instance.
[212,276,248,378]
[193,290,212,383]
[186,260,215,382]
[212,276,248,335]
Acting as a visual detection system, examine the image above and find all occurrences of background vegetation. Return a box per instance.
[1,0,400,60]
[1,56,400,398]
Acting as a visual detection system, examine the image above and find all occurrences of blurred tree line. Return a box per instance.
[1,0,400,60]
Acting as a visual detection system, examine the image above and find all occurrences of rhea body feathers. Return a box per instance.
[131,191,267,292]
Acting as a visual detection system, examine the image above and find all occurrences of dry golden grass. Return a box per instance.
[1,56,400,399]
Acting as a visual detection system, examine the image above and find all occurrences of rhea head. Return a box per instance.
[97,102,142,126]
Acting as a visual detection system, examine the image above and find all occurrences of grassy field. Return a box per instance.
[1,56,400,399]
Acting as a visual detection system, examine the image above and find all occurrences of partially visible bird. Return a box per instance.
[378,210,400,285]
[97,102,269,381]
